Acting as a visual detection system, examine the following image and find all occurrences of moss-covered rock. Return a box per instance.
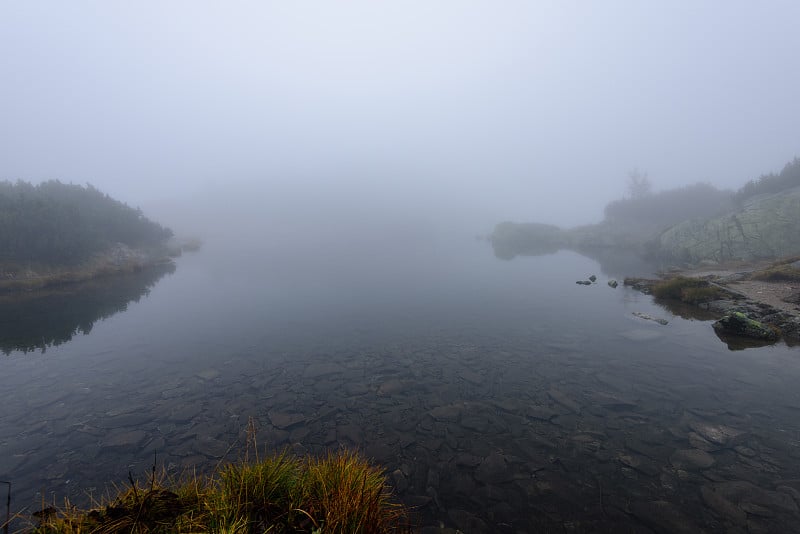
[712,312,780,342]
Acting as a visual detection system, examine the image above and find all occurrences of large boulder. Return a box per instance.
[656,186,800,264]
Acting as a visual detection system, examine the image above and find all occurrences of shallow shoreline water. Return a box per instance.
[3,246,800,532]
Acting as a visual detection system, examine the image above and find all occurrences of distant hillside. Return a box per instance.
[0,180,172,266]
[491,183,734,260]
[491,156,800,266]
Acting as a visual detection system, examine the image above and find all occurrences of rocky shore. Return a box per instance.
[625,259,800,349]
[0,240,197,295]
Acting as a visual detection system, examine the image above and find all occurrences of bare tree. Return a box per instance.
[627,168,652,199]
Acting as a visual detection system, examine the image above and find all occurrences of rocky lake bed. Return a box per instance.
[5,324,800,533]
[3,248,800,533]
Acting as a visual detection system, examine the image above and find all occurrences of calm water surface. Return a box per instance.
[2,237,800,532]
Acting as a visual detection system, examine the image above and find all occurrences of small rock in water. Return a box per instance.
[576,280,592,285]
[588,274,597,282]
[632,311,669,325]
[608,279,618,288]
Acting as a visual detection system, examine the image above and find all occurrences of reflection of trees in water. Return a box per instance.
[491,241,561,261]
[1,263,175,355]
[491,240,659,279]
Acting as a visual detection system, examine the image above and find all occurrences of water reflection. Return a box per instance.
[0,263,175,355]
[491,240,659,279]
[3,246,800,532]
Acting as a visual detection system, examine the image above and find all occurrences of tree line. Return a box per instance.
[603,155,800,232]
[0,180,173,265]
[733,157,800,204]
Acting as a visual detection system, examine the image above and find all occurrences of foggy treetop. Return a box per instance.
[1,2,799,231]
[0,181,173,265]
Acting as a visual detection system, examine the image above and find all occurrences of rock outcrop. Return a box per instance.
[657,186,800,264]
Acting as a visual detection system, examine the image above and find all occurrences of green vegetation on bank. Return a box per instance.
[30,449,410,534]
[734,157,800,204]
[650,276,727,304]
[748,256,800,282]
[0,180,172,266]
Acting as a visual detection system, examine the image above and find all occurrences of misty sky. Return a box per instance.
[2,1,799,231]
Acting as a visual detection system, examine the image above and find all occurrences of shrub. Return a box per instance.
[651,276,706,300]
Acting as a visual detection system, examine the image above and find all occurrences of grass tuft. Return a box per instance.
[651,276,727,303]
[31,448,410,534]
[750,264,800,282]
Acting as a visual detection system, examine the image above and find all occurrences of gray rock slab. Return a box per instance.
[103,429,147,448]
[447,508,488,533]
[475,452,514,485]
[526,404,558,421]
[336,423,363,444]
[303,362,344,379]
[670,448,715,470]
[267,411,306,429]
[457,369,484,385]
[630,500,704,534]
[96,413,154,429]
[619,329,664,342]
[688,421,747,447]
[377,379,405,396]
[428,403,463,422]
[547,388,581,413]
[700,485,747,526]
[618,453,661,476]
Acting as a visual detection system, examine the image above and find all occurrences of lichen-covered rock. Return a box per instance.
[712,311,779,341]
[657,186,800,264]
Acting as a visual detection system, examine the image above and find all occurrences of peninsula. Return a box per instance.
[0,180,177,293]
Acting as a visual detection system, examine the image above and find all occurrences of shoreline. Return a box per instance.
[0,244,177,295]
[625,258,800,349]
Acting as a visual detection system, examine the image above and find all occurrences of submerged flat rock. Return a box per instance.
[619,329,664,342]
[670,448,715,470]
[475,452,515,485]
[688,421,747,447]
[103,430,147,448]
[302,362,344,379]
[267,410,306,429]
[429,403,464,422]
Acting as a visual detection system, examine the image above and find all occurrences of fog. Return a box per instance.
[2,1,799,239]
